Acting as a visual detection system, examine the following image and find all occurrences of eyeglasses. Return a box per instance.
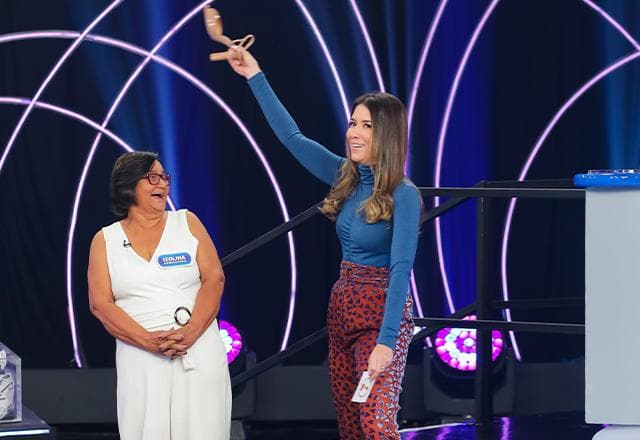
[142,172,171,185]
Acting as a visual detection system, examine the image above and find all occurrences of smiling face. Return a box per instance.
[346,104,374,165]
[133,160,170,214]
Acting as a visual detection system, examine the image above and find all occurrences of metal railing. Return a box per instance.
[221,179,586,425]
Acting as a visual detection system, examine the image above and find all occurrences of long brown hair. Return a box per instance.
[321,92,408,223]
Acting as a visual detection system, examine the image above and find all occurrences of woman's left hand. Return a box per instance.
[159,324,201,358]
[168,323,200,353]
[367,344,394,380]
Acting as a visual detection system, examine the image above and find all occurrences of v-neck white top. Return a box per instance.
[102,209,200,331]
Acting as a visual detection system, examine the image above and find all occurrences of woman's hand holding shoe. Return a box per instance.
[226,46,261,79]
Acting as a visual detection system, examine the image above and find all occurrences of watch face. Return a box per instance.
[0,373,14,419]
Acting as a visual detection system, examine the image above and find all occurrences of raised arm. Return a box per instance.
[227,46,343,185]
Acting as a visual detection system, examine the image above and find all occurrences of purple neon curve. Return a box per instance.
[0,93,178,218]
[499,1,640,361]
[499,51,640,358]
[295,1,351,122]
[0,94,176,364]
[0,97,132,150]
[582,0,640,51]
[434,1,500,320]
[0,29,300,353]
[0,1,122,367]
[1,1,122,368]
[0,0,122,176]
[349,0,385,92]
[407,0,448,137]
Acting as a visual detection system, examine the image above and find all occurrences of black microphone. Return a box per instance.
[123,240,131,248]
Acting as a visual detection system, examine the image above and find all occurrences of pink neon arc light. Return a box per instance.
[295,0,350,122]
[499,0,640,361]
[68,2,296,360]
[434,0,500,321]
[581,0,640,51]
[407,0,448,152]
[0,0,122,176]
[0,96,178,215]
[499,50,640,356]
[0,0,123,369]
[0,29,300,355]
[0,97,133,151]
[349,0,385,92]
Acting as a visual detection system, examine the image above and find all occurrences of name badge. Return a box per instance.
[157,252,192,268]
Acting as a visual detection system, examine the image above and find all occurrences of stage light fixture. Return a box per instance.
[219,320,243,364]
[434,315,504,371]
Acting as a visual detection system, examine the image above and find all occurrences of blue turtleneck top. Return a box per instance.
[248,72,421,350]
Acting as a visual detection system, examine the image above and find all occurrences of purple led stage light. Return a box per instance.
[295,1,350,122]
[219,320,243,364]
[0,0,122,177]
[499,51,640,359]
[349,0,385,92]
[499,2,640,361]
[434,315,504,371]
[434,1,500,317]
[0,30,300,358]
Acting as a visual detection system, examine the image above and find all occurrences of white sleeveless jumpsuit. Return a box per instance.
[102,209,231,440]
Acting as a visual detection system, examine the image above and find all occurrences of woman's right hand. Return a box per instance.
[226,46,261,79]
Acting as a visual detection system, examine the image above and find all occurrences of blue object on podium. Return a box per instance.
[575,169,640,440]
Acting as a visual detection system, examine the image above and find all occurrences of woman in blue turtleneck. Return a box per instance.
[226,46,421,440]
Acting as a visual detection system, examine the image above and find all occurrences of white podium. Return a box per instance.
[578,171,640,439]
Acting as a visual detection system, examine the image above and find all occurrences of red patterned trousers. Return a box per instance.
[327,260,413,440]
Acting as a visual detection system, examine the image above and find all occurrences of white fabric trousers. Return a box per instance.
[116,322,232,440]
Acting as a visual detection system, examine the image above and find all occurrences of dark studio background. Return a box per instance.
[1,0,638,371]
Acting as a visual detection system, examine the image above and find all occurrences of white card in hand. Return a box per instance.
[351,372,375,403]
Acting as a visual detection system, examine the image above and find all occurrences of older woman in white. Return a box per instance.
[87,152,231,440]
